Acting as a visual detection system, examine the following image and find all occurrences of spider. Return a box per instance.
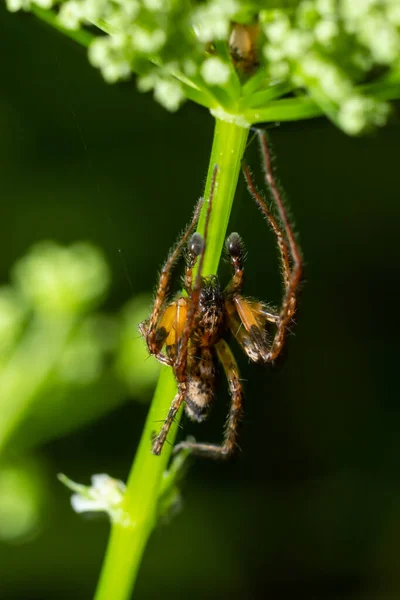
[139,130,302,459]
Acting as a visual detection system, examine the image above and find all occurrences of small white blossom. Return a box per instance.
[264,17,291,44]
[33,0,53,6]
[193,0,239,43]
[58,1,84,30]
[340,0,375,20]
[284,31,313,58]
[6,0,29,11]
[269,61,290,79]
[137,73,157,93]
[316,0,335,16]
[131,27,166,53]
[297,2,319,28]
[319,64,351,102]
[81,0,108,21]
[153,78,185,111]
[88,37,110,68]
[314,19,339,44]
[59,473,126,522]
[263,44,286,63]
[142,0,167,11]
[387,3,400,26]
[338,96,389,134]
[359,15,400,63]
[201,57,230,85]
[102,61,132,83]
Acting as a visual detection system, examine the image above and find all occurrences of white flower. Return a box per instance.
[201,57,230,85]
[338,96,389,135]
[153,78,185,112]
[88,37,110,68]
[314,19,339,45]
[193,0,239,43]
[142,0,168,11]
[58,1,84,30]
[6,0,29,11]
[283,31,313,58]
[131,27,166,53]
[59,473,126,522]
[264,17,291,44]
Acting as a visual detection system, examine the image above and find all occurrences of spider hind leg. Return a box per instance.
[152,386,186,455]
[241,130,303,363]
[174,339,242,460]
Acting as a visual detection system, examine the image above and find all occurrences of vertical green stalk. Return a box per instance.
[94,117,249,600]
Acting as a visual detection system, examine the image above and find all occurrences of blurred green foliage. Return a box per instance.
[0,238,159,544]
[1,3,400,600]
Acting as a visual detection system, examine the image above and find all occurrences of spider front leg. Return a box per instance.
[150,165,218,457]
[140,198,203,366]
[150,237,206,456]
[174,165,218,378]
[174,339,243,459]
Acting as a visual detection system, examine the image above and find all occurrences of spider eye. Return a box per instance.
[226,232,243,257]
[189,233,204,257]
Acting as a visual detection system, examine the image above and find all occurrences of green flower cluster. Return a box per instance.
[8,0,400,133]
[261,0,400,132]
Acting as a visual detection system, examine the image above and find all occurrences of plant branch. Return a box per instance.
[30,5,95,47]
[93,117,249,600]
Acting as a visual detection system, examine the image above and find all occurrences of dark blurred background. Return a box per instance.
[1,4,400,600]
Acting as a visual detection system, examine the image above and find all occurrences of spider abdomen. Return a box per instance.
[185,347,216,423]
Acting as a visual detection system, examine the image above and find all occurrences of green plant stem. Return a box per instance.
[31,5,95,47]
[94,118,249,600]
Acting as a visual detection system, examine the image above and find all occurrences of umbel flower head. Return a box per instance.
[8,0,400,134]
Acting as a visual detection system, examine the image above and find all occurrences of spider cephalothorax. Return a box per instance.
[140,130,302,459]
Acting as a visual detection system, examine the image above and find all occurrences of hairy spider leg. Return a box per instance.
[242,163,291,290]
[242,131,303,362]
[152,385,187,455]
[174,165,218,379]
[225,231,245,294]
[174,338,242,459]
[224,231,279,362]
[152,166,218,456]
[183,232,204,295]
[139,198,203,366]
[257,130,303,360]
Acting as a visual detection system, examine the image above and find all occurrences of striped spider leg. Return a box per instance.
[237,129,303,364]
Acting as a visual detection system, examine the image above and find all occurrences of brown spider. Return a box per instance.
[139,130,302,459]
